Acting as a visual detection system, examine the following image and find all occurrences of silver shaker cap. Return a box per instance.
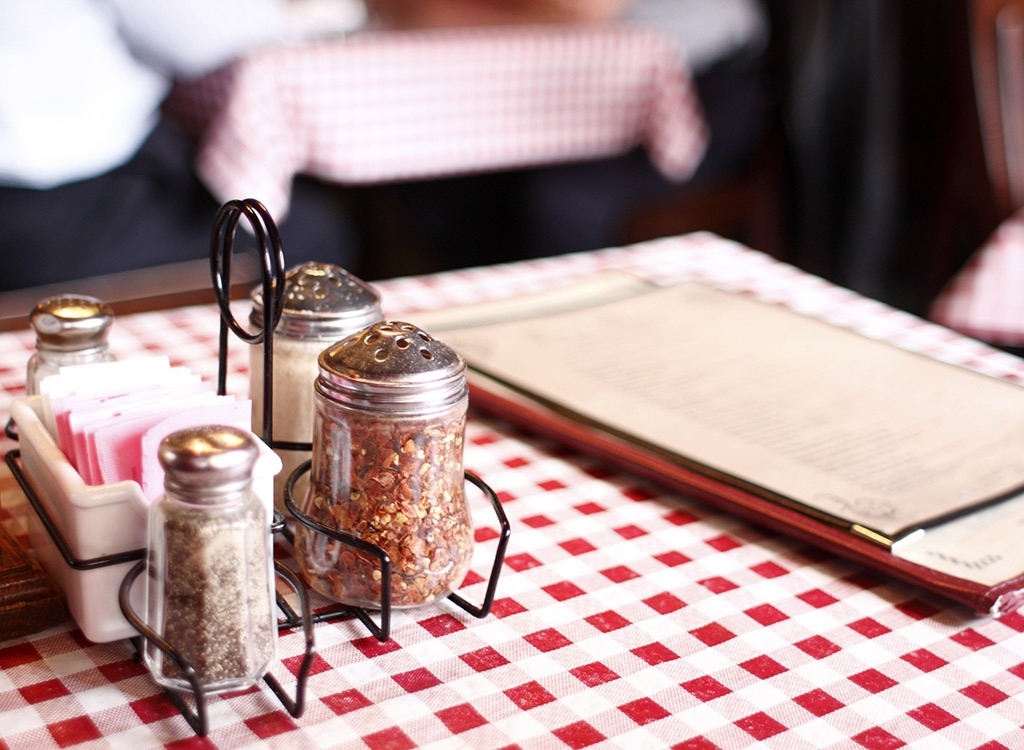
[158,425,259,500]
[249,261,382,340]
[317,321,467,413]
[30,295,113,352]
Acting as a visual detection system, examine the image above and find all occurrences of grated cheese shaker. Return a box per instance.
[248,262,382,514]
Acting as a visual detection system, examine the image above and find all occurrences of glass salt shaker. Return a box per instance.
[26,294,115,395]
[144,425,277,694]
[294,321,474,609]
[249,262,382,514]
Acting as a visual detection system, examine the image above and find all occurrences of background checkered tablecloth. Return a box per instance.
[166,24,708,221]
[3,234,1024,749]
[931,209,1024,348]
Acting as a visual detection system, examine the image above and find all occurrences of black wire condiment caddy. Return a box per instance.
[212,198,511,642]
[3,197,510,737]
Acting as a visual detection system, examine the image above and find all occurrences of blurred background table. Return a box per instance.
[3,233,1024,748]
[167,24,708,222]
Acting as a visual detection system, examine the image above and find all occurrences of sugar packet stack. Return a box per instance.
[37,357,252,501]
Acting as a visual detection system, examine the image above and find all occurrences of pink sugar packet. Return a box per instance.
[83,391,227,487]
[62,382,215,482]
[136,401,254,501]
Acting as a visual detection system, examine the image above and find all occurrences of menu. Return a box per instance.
[415,276,1024,593]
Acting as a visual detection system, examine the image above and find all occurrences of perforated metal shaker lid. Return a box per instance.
[317,321,467,413]
[30,295,113,352]
[250,261,382,340]
[159,425,259,500]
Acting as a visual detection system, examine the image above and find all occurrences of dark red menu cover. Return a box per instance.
[466,377,1024,616]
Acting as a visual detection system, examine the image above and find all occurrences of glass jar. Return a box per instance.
[144,425,277,694]
[26,294,115,395]
[249,262,382,515]
[294,321,473,609]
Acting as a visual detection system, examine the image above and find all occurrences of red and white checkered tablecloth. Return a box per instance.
[167,24,707,221]
[4,234,1024,749]
[931,209,1024,347]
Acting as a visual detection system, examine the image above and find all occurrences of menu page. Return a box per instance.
[432,282,1024,544]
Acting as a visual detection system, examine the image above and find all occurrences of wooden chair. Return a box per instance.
[971,0,1024,216]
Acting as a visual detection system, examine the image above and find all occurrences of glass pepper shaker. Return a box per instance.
[144,425,277,694]
[249,262,382,514]
[26,294,115,395]
[294,321,474,609]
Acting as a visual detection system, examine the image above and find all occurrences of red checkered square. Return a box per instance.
[553,721,606,749]
[705,534,742,552]
[245,712,297,739]
[690,623,736,647]
[19,679,71,704]
[521,514,556,529]
[490,598,527,618]
[797,589,839,608]
[848,618,892,639]
[900,649,948,672]
[585,611,630,633]
[0,643,42,669]
[97,659,148,682]
[622,486,657,502]
[744,604,789,626]
[571,662,620,687]
[419,614,468,638]
[363,727,416,750]
[960,681,1009,707]
[672,738,721,750]
[793,689,844,716]
[437,703,488,734]
[48,716,102,748]
[352,635,402,659]
[654,551,692,567]
[282,653,332,678]
[614,524,648,540]
[895,599,942,620]
[794,636,842,659]
[951,630,997,651]
[131,694,182,724]
[852,726,905,749]
[574,502,606,515]
[681,676,732,702]
[525,629,573,653]
[504,552,543,572]
[544,581,586,601]
[560,538,597,555]
[644,592,686,614]
[741,655,786,680]
[632,642,680,665]
[461,647,510,672]
[323,689,373,715]
[750,561,789,579]
[505,681,556,710]
[735,712,787,741]
[849,669,898,694]
[699,577,739,594]
[601,565,640,583]
[620,697,671,725]
[907,703,958,730]
[664,509,699,526]
[393,668,442,693]
[538,479,567,492]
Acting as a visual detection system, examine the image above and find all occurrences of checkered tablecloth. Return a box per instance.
[166,24,707,221]
[3,234,1024,749]
[931,209,1024,348]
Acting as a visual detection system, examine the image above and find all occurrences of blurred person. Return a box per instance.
[0,0,360,292]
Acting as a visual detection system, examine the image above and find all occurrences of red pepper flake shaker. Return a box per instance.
[294,321,473,609]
